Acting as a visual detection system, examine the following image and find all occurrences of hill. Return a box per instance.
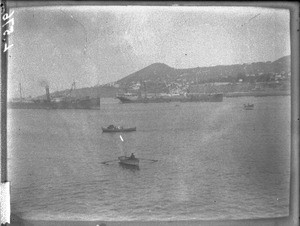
[112,55,290,94]
[39,55,290,99]
[116,56,290,85]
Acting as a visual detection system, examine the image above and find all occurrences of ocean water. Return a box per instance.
[7,96,291,221]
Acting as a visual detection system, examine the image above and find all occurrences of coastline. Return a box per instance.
[10,214,291,226]
[224,90,290,98]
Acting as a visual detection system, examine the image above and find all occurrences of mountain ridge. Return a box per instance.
[114,55,290,88]
[36,55,290,99]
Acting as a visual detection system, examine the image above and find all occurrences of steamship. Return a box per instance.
[8,83,100,110]
[116,93,223,103]
[116,82,223,104]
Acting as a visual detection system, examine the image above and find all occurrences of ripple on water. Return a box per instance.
[9,96,291,221]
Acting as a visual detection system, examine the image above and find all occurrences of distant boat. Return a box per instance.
[118,155,139,166]
[102,125,136,133]
[244,103,254,110]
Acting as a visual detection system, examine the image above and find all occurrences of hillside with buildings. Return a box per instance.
[107,55,291,96]
[36,55,290,100]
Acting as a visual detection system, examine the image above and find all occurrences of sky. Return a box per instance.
[7,5,290,98]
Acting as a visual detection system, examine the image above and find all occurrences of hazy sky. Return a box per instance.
[8,5,290,98]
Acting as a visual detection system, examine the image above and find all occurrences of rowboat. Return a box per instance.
[102,126,136,133]
[243,104,254,110]
[118,156,139,166]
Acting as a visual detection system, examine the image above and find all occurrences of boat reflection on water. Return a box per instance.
[118,162,140,171]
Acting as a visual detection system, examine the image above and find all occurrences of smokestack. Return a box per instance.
[19,83,22,100]
[45,85,51,102]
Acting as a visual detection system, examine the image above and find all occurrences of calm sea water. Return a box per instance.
[7,96,290,221]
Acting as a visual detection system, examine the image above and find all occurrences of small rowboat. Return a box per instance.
[102,127,136,133]
[118,156,139,166]
[243,104,254,110]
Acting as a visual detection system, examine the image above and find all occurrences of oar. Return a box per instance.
[101,159,119,165]
[139,158,158,162]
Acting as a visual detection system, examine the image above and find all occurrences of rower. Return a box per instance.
[130,153,135,159]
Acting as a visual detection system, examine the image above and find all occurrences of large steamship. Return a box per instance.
[116,93,223,103]
[116,82,223,104]
[8,83,100,110]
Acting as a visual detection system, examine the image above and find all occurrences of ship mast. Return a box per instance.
[19,82,22,100]
[69,80,76,97]
[97,84,100,110]
[143,81,147,99]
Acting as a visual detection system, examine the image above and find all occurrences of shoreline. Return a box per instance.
[10,214,291,226]
[224,90,290,98]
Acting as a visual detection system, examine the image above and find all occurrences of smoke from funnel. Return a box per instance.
[38,79,51,101]
[39,79,49,88]
[45,86,51,102]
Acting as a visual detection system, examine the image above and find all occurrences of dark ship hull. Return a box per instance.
[116,93,223,103]
[116,96,172,103]
[8,97,100,110]
[102,127,136,132]
[180,93,223,102]
[9,83,100,110]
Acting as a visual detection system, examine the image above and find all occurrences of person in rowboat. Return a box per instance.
[130,153,136,159]
[107,124,115,129]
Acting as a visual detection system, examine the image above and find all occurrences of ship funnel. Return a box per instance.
[45,85,51,102]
